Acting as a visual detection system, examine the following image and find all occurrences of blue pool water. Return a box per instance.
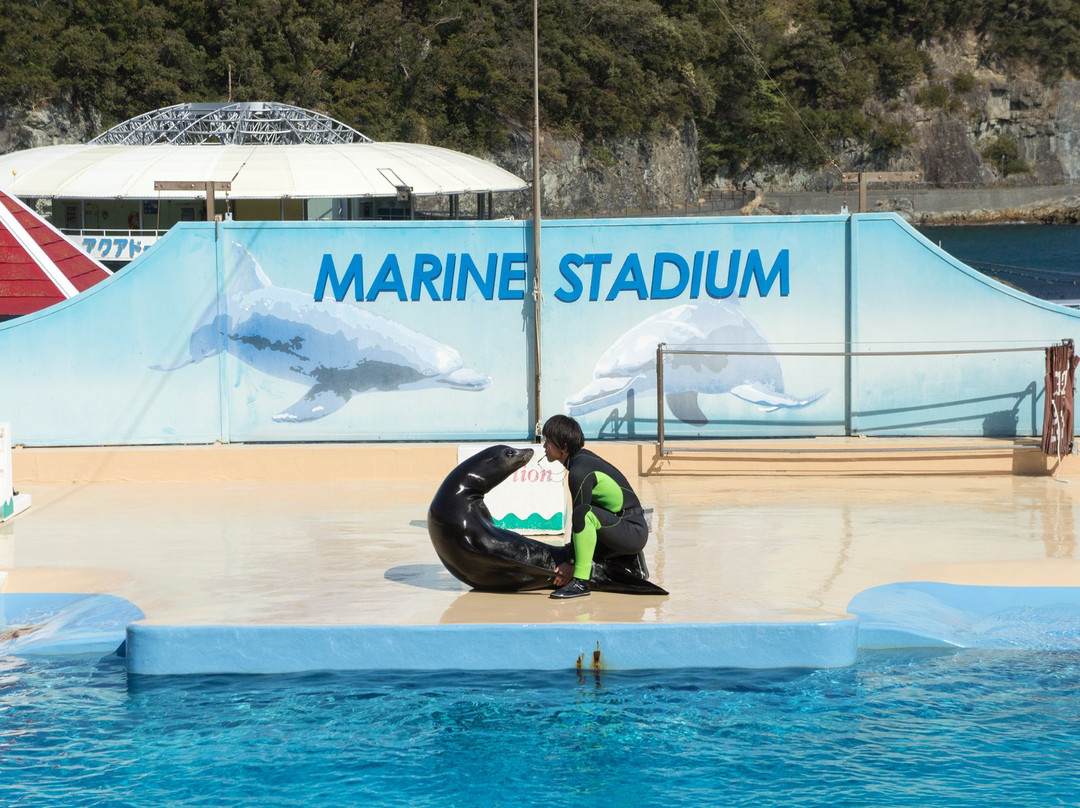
[3,650,1079,807]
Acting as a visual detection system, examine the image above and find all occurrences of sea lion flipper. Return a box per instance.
[592,553,668,596]
[598,564,669,596]
[273,386,350,422]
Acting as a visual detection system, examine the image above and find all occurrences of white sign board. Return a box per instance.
[457,444,566,534]
[0,423,12,521]
[0,423,30,523]
[76,233,161,263]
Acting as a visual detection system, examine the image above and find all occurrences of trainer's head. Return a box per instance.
[542,414,584,462]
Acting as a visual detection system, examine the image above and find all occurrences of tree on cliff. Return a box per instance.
[0,0,1075,179]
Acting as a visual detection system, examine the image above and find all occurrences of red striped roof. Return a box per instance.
[0,189,111,318]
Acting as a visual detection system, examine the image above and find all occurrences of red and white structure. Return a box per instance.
[0,189,111,320]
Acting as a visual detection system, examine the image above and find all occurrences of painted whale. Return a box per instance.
[427,445,668,595]
[566,301,827,426]
[155,242,490,421]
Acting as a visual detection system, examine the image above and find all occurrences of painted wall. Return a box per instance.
[217,221,531,441]
[1,226,223,445]
[0,214,1076,446]
[850,216,1078,436]
[542,216,848,439]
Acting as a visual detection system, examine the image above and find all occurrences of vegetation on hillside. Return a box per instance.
[0,0,1076,178]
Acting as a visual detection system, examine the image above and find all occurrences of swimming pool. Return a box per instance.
[3,649,1078,807]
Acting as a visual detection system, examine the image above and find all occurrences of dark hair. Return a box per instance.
[542,414,584,456]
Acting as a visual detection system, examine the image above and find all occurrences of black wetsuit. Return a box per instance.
[565,448,648,579]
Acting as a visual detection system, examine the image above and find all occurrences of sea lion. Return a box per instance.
[427,444,667,595]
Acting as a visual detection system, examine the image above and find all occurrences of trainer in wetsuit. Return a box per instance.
[542,414,648,599]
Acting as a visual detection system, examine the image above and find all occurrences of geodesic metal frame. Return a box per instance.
[90,102,372,146]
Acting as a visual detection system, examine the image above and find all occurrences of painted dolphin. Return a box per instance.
[566,301,827,426]
[155,242,491,421]
[427,445,668,595]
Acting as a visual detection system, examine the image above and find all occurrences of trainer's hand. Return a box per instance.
[553,562,574,587]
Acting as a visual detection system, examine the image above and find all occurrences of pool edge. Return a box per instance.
[124,619,859,676]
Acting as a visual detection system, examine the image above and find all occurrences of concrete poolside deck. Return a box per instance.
[3,440,1080,673]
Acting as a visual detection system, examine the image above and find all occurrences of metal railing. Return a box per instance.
[655,342,1062,456]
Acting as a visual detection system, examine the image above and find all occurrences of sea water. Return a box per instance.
[2,649,1078,807]
[918,223,1080,303]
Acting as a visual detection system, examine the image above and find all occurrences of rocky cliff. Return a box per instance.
[0,101,99,154]
[742,36,1080,198]
[494,36,1080,218]
[490,119,700,219]
[3,34,1078,222]
[890,36,1080,188]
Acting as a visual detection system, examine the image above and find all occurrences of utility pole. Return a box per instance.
[153,180,233,221]
[531,0,543,442]
[841,172,919,213]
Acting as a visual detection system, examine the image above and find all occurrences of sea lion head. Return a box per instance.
[458,444,534,495]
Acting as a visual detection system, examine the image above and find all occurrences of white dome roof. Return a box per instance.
[0,102,527,201]
[0,141,528,200]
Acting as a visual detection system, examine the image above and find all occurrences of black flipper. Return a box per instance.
[597,564,669,596]
[593,554,669,596]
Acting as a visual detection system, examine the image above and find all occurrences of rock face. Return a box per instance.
[491,118,700,218]
[911,73,1080,186]
[0,101,99,154]
[919,114,990,187]
[1053,82,1080,181]
[493,43,1080,212]
[881,34,1080,189]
